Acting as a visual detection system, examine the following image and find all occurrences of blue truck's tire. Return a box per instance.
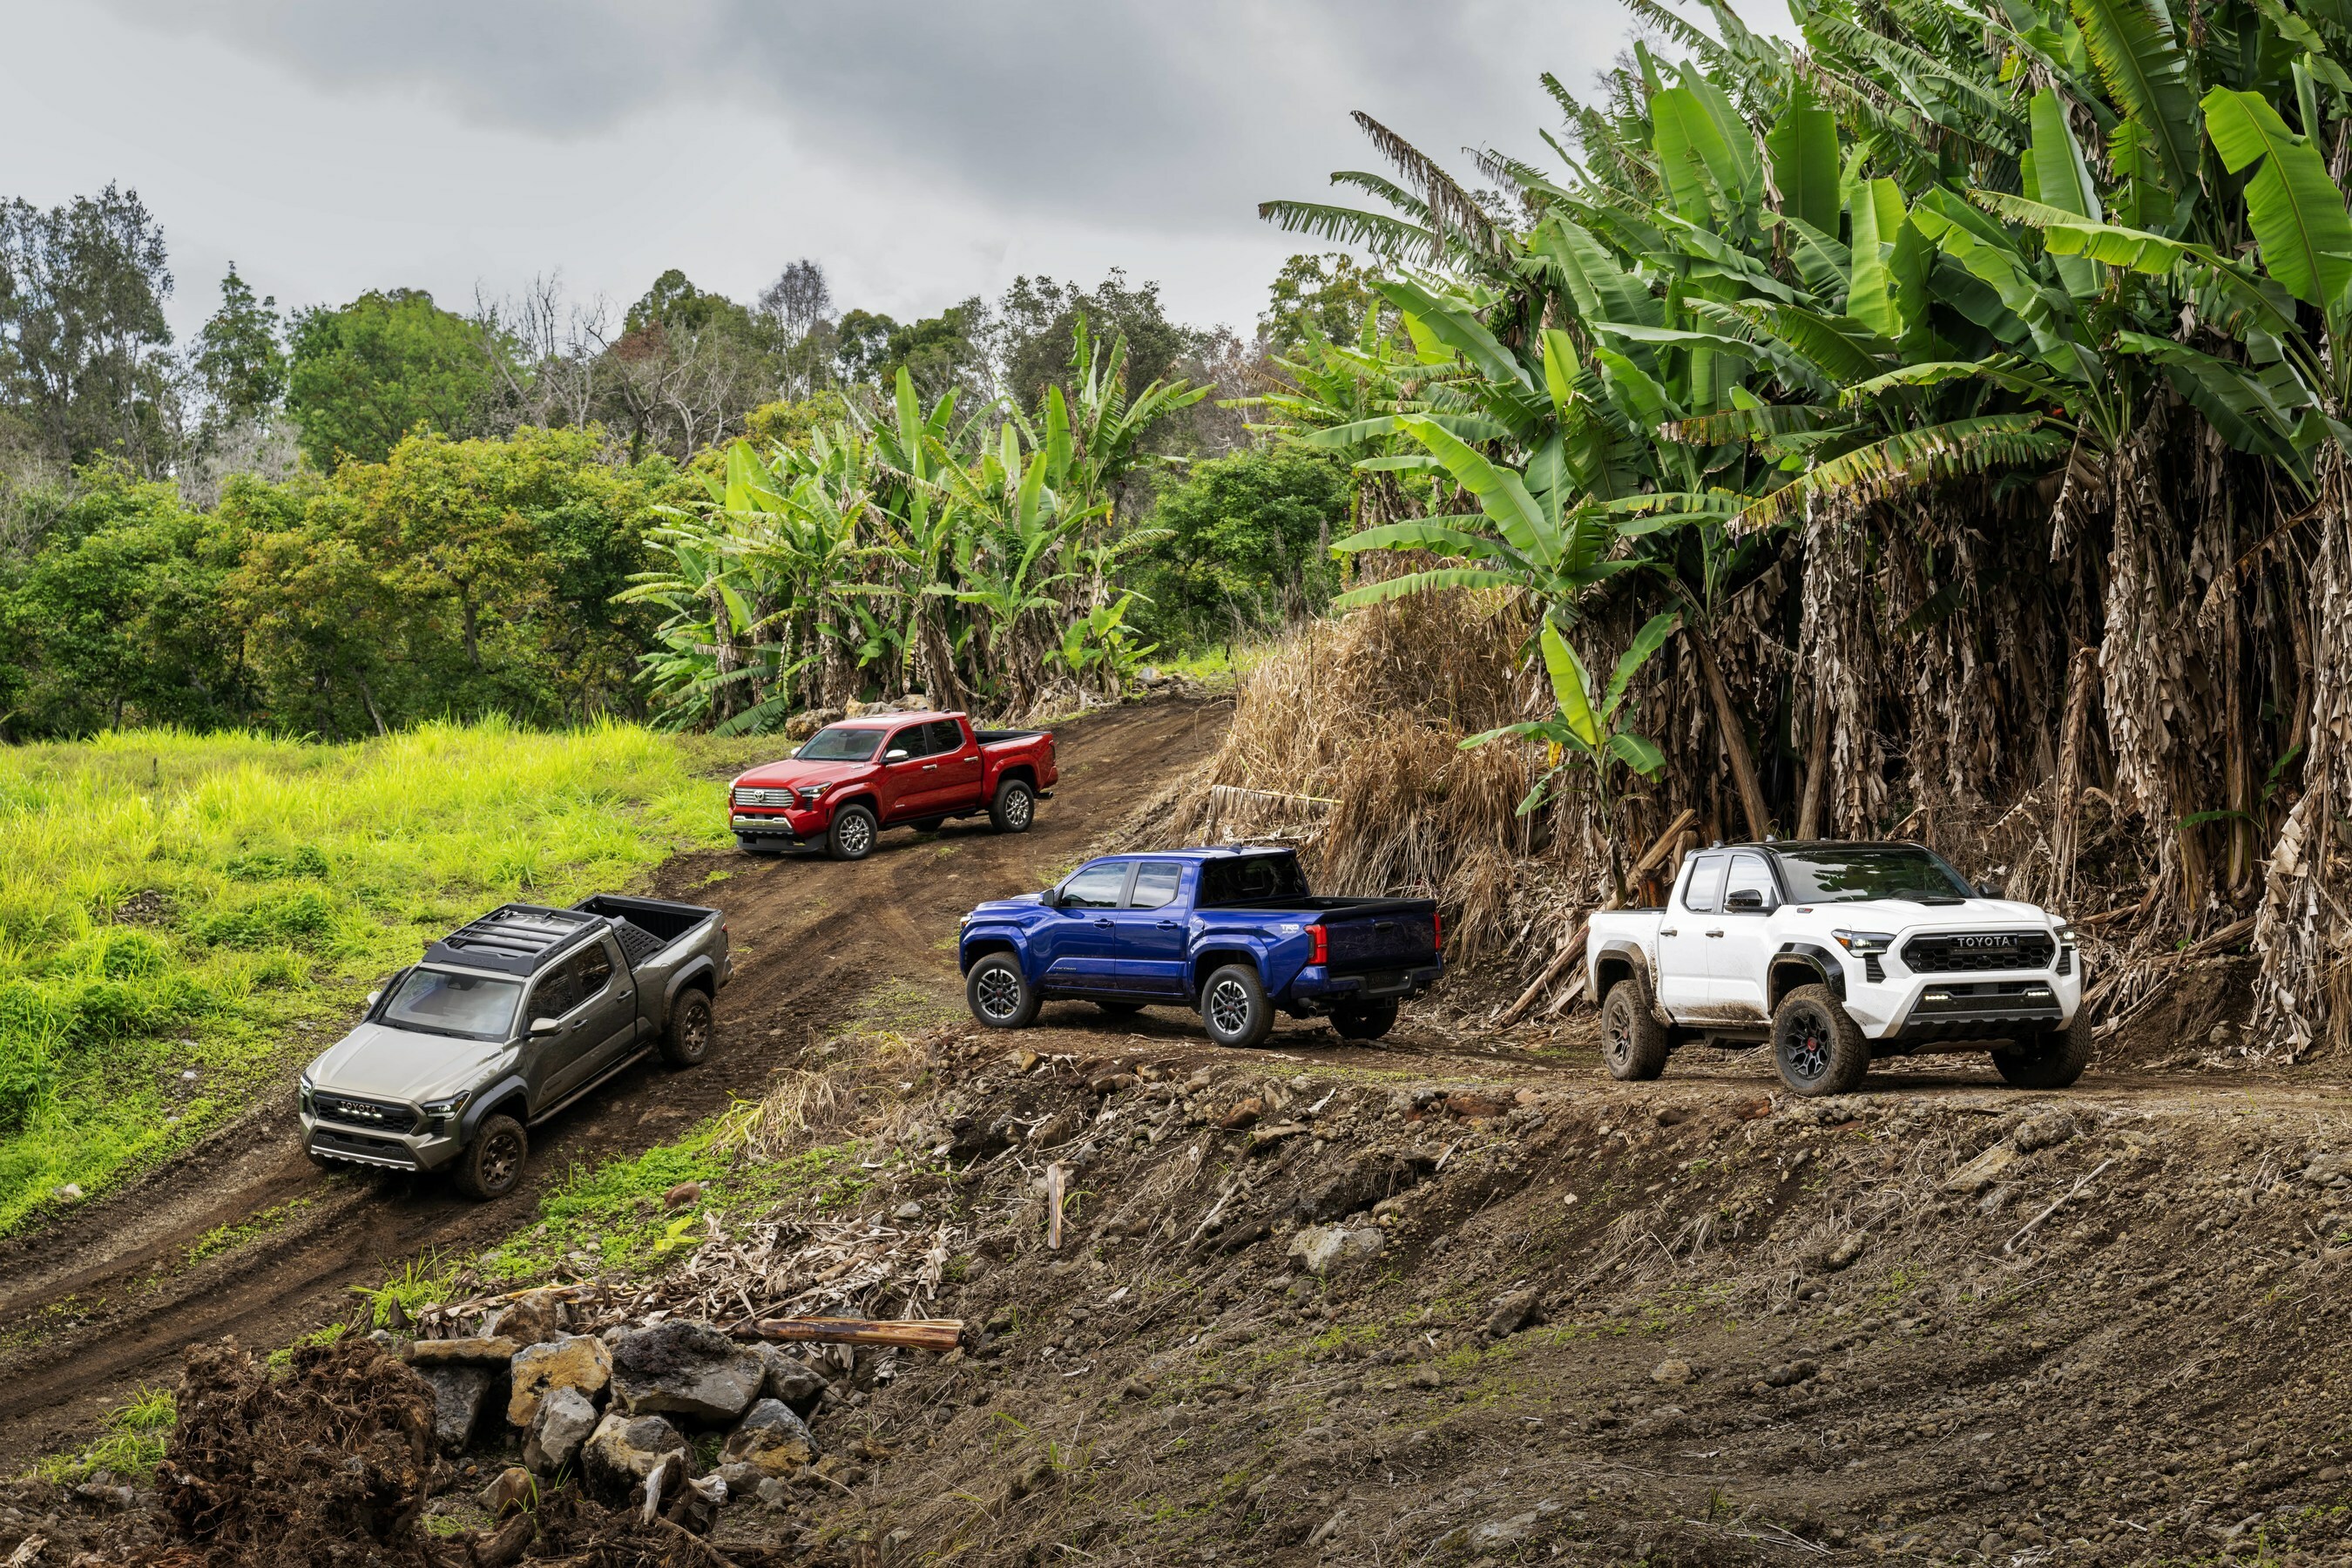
[967,953,1039,1029]
[1993,1010,2092,1089]
[827,804,878,861]
[1330,1000,1397,1041]
[1772,984,1869,1096]
[990,779,1036,834]
[1200,963,1274,1049]
[451,1113,527,1200]
[660,988,713,1066]
[1601,976,1670,1081]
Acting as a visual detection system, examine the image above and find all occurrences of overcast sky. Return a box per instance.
[0,1,1778,342]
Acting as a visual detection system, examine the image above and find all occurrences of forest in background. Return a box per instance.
[0,194,1374,738]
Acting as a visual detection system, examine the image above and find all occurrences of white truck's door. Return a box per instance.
[1710,851,1779,1021]
[1656,852,1723,1014]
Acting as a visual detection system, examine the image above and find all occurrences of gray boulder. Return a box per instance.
[416,1363,498,1455]
[753,1343,828,1415]
[610,1320,765,1422]
[524,1384,599,1476]
[581,1410,688,1499]
[720,1397,819,1477]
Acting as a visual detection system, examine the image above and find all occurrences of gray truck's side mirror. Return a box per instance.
[530,1016,562,1037]
[365,990,382,1008]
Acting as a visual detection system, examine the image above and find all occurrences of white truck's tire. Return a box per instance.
[1994,1009,2092,1089]
[1771,984,1869,1096]
[1601,975,1671,1081]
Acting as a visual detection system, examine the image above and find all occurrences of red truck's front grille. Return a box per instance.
[733,787,794,808]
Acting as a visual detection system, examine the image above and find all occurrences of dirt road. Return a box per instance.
[0,697,1230,1473]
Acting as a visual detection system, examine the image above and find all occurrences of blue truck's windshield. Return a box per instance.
[796,727,884,761]
[1774,847,1972,903]
[1199,854,1311,907]
[382,967,523,1041]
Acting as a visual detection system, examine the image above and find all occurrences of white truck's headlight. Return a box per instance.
[1831,930,1895,956]
[2053,921,2078,947]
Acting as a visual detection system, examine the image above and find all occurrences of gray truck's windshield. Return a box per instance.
[1775,847,1973,903]
[382,968,523,1040]
[795,727,883,761]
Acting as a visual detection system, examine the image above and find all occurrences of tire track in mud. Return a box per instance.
[0,697,1230,1472]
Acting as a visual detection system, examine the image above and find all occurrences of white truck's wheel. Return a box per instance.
[1994,1009,2092,1089]
[1600,976,1671,1081]
[1771,984,1869,1096]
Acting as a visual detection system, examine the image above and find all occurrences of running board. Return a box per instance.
[530,1046,654,1127]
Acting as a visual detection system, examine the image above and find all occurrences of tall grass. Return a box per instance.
[0,718,747,1234]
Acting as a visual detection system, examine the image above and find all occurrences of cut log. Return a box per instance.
[1046,1161,1068,1250]
[1497,808,1696,1029]
[737,1317,964,1352]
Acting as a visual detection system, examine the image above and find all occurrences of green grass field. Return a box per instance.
[0,718,767,1235]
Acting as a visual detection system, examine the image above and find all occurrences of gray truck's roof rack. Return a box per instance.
[426,903,598,977]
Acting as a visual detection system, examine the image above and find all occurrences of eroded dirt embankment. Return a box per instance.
[0,697,1232,1474]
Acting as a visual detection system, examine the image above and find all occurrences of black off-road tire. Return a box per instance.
[1600,975,1672,1081]
[1994,1009,2093,1089]
[1772,984,1870,1096]
[990,779,1036,835]
[1095,1000,1146,1017]
[827,803,878,861]
[967,953,1040,1029]
[452,1114,527,1201]
[661,988,713,1067]
[1330,1000,1399,1041]
[1200,963,1274,1049]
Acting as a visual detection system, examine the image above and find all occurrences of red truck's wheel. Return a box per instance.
[967,953,1039,1028]
[827,804,878,861]
[990,780,1035,834]
[1200,964,1274,1049]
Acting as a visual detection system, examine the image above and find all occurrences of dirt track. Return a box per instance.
[0,697,1230,1473]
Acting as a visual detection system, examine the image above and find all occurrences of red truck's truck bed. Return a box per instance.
[728,711,1055,861]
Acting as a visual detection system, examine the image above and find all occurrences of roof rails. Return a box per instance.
[424,903,599,977]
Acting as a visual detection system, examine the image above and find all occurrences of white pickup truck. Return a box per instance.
[1585,840,2085,1097]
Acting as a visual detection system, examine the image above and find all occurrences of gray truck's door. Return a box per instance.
[535,939,637,1103]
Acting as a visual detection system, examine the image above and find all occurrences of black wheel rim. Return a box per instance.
[1207,978,1251,1036]
[1004,790,1031,828]
[841,814,872,855]
[1605,1006,1632,1066]
[977,965,1023,1022]
[1783,1015,1830,1082]
[479,1128,523,1192]
[679,1004,710,1058]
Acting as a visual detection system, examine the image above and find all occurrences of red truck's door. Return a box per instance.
[923,720,986,813]
[875,723,934,821]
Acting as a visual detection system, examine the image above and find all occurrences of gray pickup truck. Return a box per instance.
[298,895,731,1199]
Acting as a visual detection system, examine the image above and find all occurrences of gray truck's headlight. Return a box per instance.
[1832,930,1895,956]
[421,1090,471,1122]
[299,1072,315,1112]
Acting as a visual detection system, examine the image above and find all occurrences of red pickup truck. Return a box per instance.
[728,711,1058,861]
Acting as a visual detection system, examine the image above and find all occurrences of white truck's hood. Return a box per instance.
[1795,896,2054,930]
[305,1022,512,1104]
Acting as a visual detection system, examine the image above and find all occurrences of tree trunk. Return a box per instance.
[2048,645,2097,908]
[1795,687,1828,840]
[1684,619,1771,841]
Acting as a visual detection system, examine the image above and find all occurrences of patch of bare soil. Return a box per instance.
[0,697,1232,1476]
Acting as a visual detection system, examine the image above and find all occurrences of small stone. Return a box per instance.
[1220,1098,1265,1131]
[662,1180,703,1210]
[893,1200,924,1221]
[1090,1072,1138,1095]
[508,1335,612,1428]
[407,1336,519,1366]
[1763,1360,1817,1388]
[524,1384,599,1475]
[1821,1233,1866,1271]
[1651,1357,1695,1385]
[1484,1288,1541,1339]
[754,1476,793,1509]
[419,1364,498,1455]
[1015,1051,1041,1072]
[1446,1093,1506,1119]
[487,1288,570,1347]
[610,1319,766,1422]
[50,1183,83,1203]
[1944,1144,2018,1193]
[581,1411,688,1500]
[721,1397,820,1477]
[2012,1114,2073,1153]
[1288,1224,1384,1274]
[753,1344,829,1414]
[1408,1364,1443,1389]
[481,1465,537,1517]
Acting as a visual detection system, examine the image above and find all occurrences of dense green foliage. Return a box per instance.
[1125,449,1349,650]
[286,289,509,470]
[0,721,751,1233]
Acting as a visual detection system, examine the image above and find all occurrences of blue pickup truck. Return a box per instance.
[956,847,1443,1048]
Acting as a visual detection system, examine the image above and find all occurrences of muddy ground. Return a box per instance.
[10,691,2352,1566]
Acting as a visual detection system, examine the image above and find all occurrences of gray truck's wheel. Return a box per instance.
[827,804,877,861]
[453,1114,527,1200]
[1200,963,1274,1049]
[1994,1010,2092,1089]
[1330,1000,1398,1041]
[1600,977,1670,1081]
[990,779,1035,834]
[967,953,1039,1029]
[1772,984,1869,1096]
[661,989,713,1066]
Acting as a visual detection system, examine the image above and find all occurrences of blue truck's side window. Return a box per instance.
[1062,863,1128,909]
[1129,863,1184,909]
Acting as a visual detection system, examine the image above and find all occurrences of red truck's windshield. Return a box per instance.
[796,727,884,761]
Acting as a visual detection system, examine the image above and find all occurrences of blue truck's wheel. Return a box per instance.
[967,953,1039,1029]
[1200,964,1274,1049]
[1330,1000,1397,1041]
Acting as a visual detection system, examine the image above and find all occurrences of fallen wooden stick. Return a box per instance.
[2002,1159,2112,1256]
[1046,1161,1069,1250]
[2184,915,2256,957]
[1497,809,1695,1028]
[737,1316,964,1352]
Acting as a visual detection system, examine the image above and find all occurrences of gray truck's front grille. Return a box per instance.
[1903,932,2057,973]
[314,1093,420,1135]
[733,787,794,808]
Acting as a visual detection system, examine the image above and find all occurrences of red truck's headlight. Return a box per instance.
[1307,923,1327,965]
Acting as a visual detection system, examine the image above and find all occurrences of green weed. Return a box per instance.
[27,1383,175,1484]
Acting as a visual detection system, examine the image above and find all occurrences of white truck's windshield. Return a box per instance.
[1775,847,1972,903]
[382,967,523,1040]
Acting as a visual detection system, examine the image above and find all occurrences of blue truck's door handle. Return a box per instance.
[1157,921,1179,929]
[1094,918,1114,928]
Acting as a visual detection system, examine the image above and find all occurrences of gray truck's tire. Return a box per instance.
[660,988,713,1066]
[1772,984,1869,1096]
[827,803,877,861]
[1201,963,1274,1049]
[1600,976,1671,1081]
[1995,1010,2092,1089]
[967,953,1039,1029]
[452,1114,527,1200]
[990,779,1036,834]
[1330,1000,1398,1041]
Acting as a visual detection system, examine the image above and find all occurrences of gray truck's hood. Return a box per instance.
[1802,896,2054,929]
[305,1022,513,1104]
